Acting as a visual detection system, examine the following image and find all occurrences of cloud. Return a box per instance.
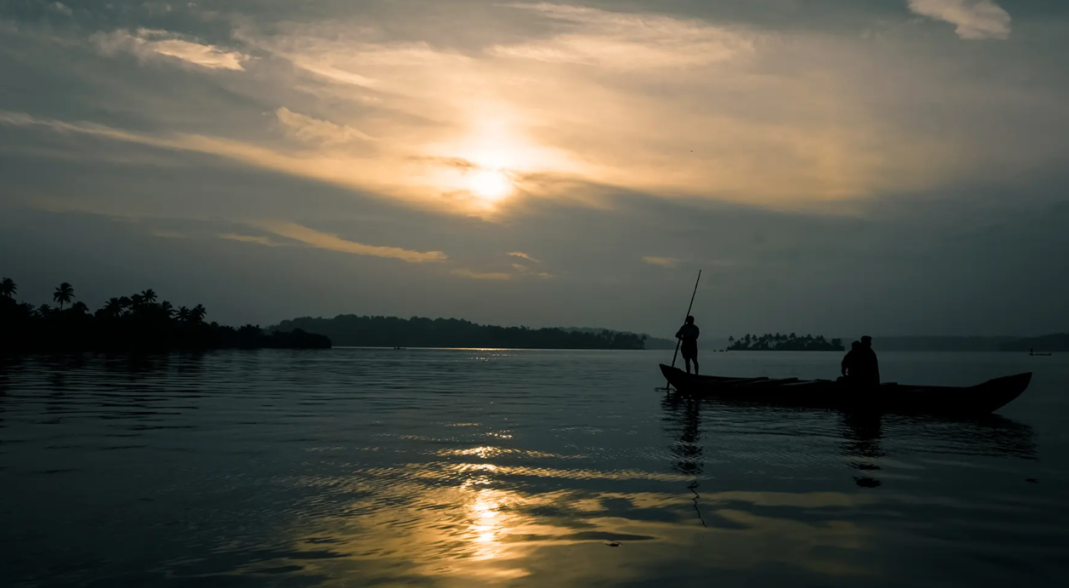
[92,29,249,70]
[6,2,1065,224]
[256,221,447,263]
[509,264,554,279]
[492,3,755,69]
[907,0,1011,40]
[642,256,679,268]
[0,111,467,213]
[507,251,541,263]
[49,2,72,17]
[0,110,177,147]
[275,107,376,144]
[219,233,282,246]
[250,32,471,90]
[221,9,1040,211]
[451,268,512,281]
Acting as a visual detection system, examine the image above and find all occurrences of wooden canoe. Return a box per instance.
[659,364,1031,415]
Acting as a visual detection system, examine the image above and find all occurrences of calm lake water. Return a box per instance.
[1,349,1067,587]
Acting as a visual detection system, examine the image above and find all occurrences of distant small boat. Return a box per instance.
[1029,352,1052,356]
[393,346,406,350]
[659,364,1031,415]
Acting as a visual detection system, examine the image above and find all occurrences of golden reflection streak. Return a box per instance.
[272,462,882,585]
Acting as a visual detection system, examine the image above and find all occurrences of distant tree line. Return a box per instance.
[727,333,844,351]
[273,315,648,349]
[0,278,330,353]
[562,326,672,348]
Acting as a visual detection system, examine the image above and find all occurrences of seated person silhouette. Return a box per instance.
[675,316,701,375]
[855,335,880,387]
[841,340,862,382]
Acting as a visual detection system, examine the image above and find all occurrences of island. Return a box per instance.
[727,333,844,351]
[0,279,331,353]
[273,315,648,349]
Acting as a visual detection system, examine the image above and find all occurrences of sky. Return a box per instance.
[1,0,1067,338]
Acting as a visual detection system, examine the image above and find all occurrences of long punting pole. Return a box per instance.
[665,269,702,390]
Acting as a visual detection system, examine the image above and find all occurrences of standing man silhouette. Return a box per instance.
[676,316,701,375]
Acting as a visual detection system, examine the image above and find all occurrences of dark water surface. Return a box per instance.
[2,349,1067,587]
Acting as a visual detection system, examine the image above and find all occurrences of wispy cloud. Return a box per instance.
[642,256,679,267]
[0,110,181,147]
[507,251,541,263]
[251,32,470,90]
[451,268,513,281]
[275,108,376,145]
[92,29,249,70]
[0,111,466,213]
[256,221,447,263]
[219,233,282,246]
[510,264,554,279]
[907,0,1011,40]
[49,2,72,17]
[492,4,755,69]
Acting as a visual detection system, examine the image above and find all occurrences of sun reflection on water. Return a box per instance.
[271,451,881,586]
[469,489,508,560]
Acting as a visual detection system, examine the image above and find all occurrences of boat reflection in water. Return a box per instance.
[662,392,1037,492]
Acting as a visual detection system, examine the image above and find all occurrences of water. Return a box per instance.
[1,349,1067,587]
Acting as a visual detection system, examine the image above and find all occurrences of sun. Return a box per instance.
[468,169,513,201]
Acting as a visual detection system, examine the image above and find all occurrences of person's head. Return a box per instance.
[861,335,872,348]
[851,341,861,350]
[685,316,695,325]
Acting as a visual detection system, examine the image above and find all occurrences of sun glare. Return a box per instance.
[469,169,513,201]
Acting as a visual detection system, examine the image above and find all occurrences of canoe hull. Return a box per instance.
[659,365,1031,415]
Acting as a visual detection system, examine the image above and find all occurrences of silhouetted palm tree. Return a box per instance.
[159,300,174,318]
[36,304,51,318]
[190,304,207,325]
[102,297,125,318]
[71,301,89,316]
[141,289,157,305]
[53,282,74,310]
[177,306,191,322]
[0,277,15,299]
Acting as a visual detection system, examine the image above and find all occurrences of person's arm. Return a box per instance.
[675,328,683,339]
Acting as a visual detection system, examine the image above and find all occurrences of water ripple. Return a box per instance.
[0,349,1066,587]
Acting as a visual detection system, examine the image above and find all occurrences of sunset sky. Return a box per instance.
[1,0,1067,337]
